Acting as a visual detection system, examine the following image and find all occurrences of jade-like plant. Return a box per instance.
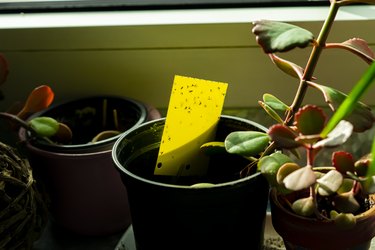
[0,55,121,145]
[202,0,375,225]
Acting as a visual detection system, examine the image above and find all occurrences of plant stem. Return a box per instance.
[286,1,340,124]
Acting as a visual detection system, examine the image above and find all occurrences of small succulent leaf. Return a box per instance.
[0,53,9,86]
[332,151,355,174]
[258,152,293,187]
[269,54,304,79]
[291,196,315,217]
[325,38,374,64]
[258,101,284,124]
[263,93,290,113]
[294,105,326,135]
[317,170,344,193]
[283,166,317,191]
[309,84,375,132]
[268,124,301,149]
[337,178,355,194]
[225,131,270,157]
[29,116,59,137]
[200,141,226,155]
[276,162,301,184]
[354,153,372,176]
[330,211,356,229]
[333,192,360,213]
[252,20,314,53]
[17,85,55,119]
[53,122,73,144]
[313,120,353,149]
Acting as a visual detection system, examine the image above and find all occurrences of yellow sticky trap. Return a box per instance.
[154,75,228,176]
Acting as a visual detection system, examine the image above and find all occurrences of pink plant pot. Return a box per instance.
[19,96,161,236]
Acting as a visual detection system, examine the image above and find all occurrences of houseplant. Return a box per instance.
[206,0,375,249]
[1,81,162,235]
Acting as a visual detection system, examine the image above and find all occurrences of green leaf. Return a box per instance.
[29,116,59,137]
[330,211,356,229]
[225,131,270,157]
[320,62,375,137]
[263,93,290,113]
[308,82,375,133]
[200,141,226,155]
[294,105,326,135]
[252,20,314,53]
[269,54,305,79]
[258,152,293,188]
[268,124,301,149]
[333,191,360,214]
[292,196,315,217]
[258,101,284,124]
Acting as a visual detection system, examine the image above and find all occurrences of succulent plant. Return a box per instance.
[202,0,375,226]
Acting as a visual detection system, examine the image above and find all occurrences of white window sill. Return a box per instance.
[0,5,374,29]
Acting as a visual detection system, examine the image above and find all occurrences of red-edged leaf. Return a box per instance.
[307,82,375,132]
[325,38,374,64]
[17,85,54,119]
[252,20,314,53]
[294,105,326,135]
[269,54,304,79]
[268,124,301,149]
[332,151,355,174]
[354,153,372,176]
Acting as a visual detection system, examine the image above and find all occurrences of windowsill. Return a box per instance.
[0,5,374,29]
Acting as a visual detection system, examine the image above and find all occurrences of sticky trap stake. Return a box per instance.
[154,75,228,176]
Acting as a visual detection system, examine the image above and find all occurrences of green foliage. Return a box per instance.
[28,117,59,137]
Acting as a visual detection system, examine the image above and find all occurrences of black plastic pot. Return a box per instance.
[112,115,270,250]
[19,95,161,235]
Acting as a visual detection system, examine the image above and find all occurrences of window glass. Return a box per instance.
[0,0,330,13]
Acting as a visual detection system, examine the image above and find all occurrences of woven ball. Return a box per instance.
[0,141,47,249]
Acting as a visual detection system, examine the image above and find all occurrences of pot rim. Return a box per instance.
[19,95,148,154]
[112,115,267,189]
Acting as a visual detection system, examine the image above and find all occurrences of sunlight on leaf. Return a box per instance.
[317,170,343,196]
[252,20,314,53]
[269,54,305,79]
[313,120,353,149]
[325,38,374,64]
[283,165,316,191]
[258,101,284,124]
[263,93,290,113]
[225,131,270,157]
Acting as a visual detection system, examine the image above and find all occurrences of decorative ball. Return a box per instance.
[0,141,47,249]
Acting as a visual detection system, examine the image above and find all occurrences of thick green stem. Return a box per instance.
[285,1,340,123]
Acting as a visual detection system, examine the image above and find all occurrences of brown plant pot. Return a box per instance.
[19,95,161,236]
[270,189,375,250]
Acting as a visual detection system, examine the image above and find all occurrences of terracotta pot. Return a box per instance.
[270,189,375,250]
[19,95,161,236]
[112,115,270,250]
